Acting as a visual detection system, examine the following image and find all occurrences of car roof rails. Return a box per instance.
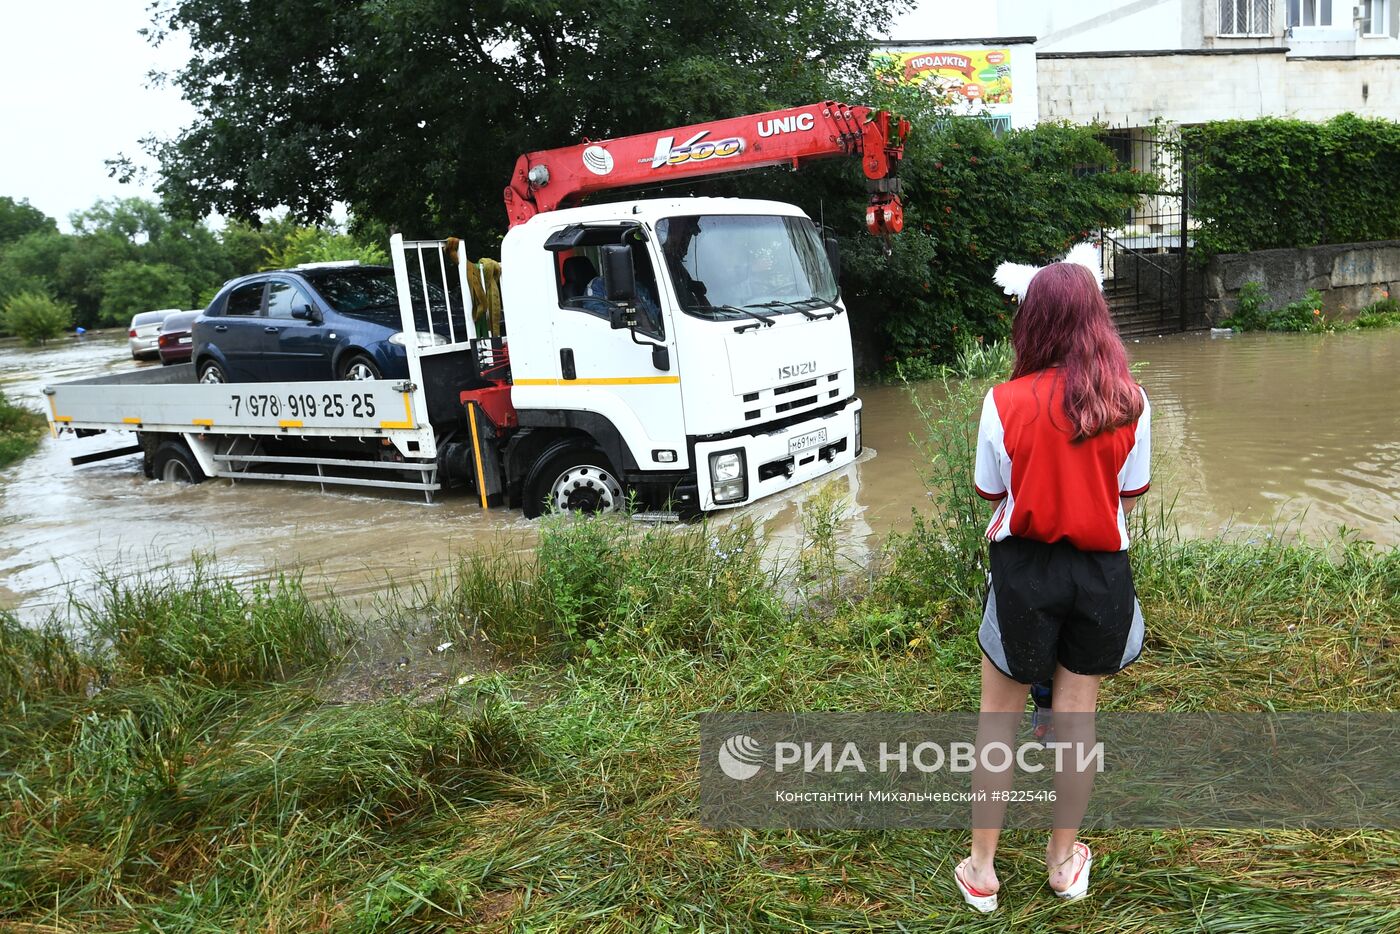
[294,260,362,270]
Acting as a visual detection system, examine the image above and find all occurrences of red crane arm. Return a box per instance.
[503,101,910,236]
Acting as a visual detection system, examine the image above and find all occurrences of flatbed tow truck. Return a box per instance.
[42,101,908,517]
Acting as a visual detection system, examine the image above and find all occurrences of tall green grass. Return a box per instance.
[0,388,47,468]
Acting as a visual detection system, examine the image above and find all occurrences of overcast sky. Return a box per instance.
[0,1,988,231]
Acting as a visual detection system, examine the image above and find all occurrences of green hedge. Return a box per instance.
[1182,114,1400,255]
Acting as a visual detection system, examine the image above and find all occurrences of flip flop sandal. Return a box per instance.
[1051,841,1092,901]
[954,858,999,913]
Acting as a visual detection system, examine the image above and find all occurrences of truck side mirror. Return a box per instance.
[600,244,636,303]
[825,236,841,282]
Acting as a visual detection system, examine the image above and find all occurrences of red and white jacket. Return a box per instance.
[974,370,1151,552]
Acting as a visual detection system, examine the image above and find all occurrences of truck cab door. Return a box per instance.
[544,232,687,472]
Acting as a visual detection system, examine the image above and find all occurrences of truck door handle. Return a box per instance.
[213,325,227,332]
[264,326,282,333]
[560,348,576,381]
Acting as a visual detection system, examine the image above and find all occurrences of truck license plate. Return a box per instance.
[788,428,827,455]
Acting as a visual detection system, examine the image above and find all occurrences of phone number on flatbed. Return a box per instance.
[230,392,378,420]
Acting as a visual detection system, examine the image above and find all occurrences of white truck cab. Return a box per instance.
[503,196,862,515]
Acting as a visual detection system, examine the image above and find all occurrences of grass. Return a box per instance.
[1,394,1397,930]
[0,387,47,468]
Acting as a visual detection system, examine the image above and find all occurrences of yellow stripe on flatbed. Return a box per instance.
[513,376,680,387]
[379,392,416,430]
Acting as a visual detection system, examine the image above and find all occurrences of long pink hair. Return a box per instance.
[1010,262,1143,440]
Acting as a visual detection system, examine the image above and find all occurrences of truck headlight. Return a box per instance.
[389,331,448,348]
[709,449,747,504]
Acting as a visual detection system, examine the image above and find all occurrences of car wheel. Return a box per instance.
[523,444,625,518]
[152,440,207,484]
[198,360,227,384]
[340,354,381,381]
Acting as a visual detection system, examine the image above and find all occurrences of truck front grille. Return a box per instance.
[741,372,842,422]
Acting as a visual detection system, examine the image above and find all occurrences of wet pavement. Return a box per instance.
[1,327,1396,622]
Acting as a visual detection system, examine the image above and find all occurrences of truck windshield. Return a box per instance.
[656,215,837,321]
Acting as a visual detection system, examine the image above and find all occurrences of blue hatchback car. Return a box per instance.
[192,263,453,384]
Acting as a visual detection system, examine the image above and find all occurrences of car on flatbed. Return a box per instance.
[156,310,202,365]
[128,309,179,360]
[192,262,452,384]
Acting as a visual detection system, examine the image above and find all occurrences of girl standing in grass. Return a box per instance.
[953,259,1150,911]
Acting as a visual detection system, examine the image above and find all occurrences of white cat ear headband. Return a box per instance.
[993,241,1104,300]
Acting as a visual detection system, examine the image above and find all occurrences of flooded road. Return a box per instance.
[1,328,1396,621]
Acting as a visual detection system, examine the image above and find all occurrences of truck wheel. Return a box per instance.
[340,354,381,381]
[524,445,624,518]
[198,360,227,383]
[152,440,206,484]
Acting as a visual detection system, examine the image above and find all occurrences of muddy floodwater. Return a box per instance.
[1,328,1397,620]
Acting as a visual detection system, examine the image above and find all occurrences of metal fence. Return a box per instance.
[1096,127,1210,338]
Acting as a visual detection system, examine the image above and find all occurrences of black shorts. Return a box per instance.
[979,536,1144,684]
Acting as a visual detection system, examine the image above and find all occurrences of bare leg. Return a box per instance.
[963,656,1030,896]
[1046,663,1101,892]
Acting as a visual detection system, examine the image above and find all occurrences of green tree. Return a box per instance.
[0,197,57,246]
[261,227,389,269]
[99,262,194,325]
[2,291,72,345]
[140,0,903,253]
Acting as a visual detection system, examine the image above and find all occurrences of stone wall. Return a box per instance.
[1203,240,1400,322]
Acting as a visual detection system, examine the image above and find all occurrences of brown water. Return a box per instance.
[2,328,1396,621]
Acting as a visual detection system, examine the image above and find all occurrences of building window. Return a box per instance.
[1361,0,1388,34]
[1221,0,1274,34]
[1286,0,1333,27]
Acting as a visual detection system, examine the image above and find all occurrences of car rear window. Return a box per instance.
[132,311,169,326]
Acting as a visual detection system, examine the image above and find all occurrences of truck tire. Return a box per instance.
[152,440,207,484]
[523,444,624,518]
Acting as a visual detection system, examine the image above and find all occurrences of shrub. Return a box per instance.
[1,290,71,344]
[1223,286,1336,332]
[1183,114,1400,255]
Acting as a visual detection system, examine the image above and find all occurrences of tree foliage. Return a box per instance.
[143,0,902,252]
[261,228,389,270]
[0,196,380,331]
[0,197,57,247]
[99,262,194,325]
